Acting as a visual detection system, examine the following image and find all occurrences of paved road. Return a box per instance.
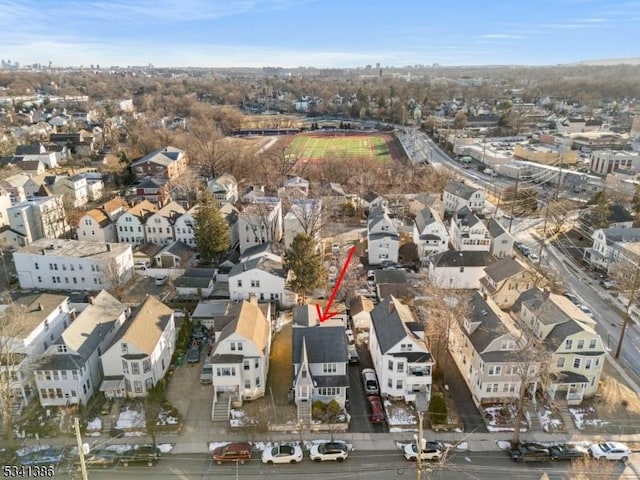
[55,449,631,480]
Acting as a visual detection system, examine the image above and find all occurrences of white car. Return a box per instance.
[578,304,594,317]
[309,441,349,462]
[362,368,379,396]
[261,444,303,464]
[345,329,355,345]
[403,441,444,461]
[155,275,168,286]
[588,442,630,461]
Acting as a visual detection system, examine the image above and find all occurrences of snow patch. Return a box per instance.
[157,443,174,454]
[496,440,512,450]
[116,407,146,429]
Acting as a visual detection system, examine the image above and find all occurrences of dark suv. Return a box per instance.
[119,445,161,467]
[508,443,550,463]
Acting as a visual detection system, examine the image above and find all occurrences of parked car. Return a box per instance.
[403,441,444,462]
[200,364,213,384]
[332,243,340,254]
[309,441,349,462]
[348,345,359,364]
[212,442,251,465]
[119,445,161,467]
[345,329,355,345]
[155,275,168,286]
[76,449,120,469]
[563,291,581,305]
[362,368,380,395]
[600,279,615,289]
[527,252,539,262]
[19,448,65,466]
[578,304,594,317]
[508,443,550,463]
[186,346,201,363]
[261,444,303,464]
[367,395,385,423]
[588,442,630,461]
[134,260,149,270]
[548,444,588,461]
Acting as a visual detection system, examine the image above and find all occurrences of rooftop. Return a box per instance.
[15,238,130,259]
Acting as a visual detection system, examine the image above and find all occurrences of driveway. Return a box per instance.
[348,343,386,433]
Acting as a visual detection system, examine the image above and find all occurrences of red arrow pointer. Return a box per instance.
[316,245,356,323]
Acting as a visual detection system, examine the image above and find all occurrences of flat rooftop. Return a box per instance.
[16,238,130,259]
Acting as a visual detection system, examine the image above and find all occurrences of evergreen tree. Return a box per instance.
[285,233,326,295]
[193,190,229,264]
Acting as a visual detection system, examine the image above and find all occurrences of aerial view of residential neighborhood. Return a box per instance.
[2,1,640,479]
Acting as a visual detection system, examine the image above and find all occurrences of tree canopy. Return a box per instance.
[193,190,229,264]
[285,233,325,295]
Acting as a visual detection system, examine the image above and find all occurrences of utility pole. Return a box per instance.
[508,172,520,233]
[415,389,430,480]
[615,266,640,359]
[74,417,88,480]
[538,162,564,260]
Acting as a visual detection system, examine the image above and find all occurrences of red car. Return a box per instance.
[212,443,252,465]
[367,395,385,423]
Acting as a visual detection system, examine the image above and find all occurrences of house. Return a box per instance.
[360,190,386,211]
[368,296,434,403]
[207,174,238,204]
[413,207,449,262]
[449,206,490,252]
[135,178,170,207]
[132,242,163,267]
[280,175,310,198]
[292,303,346,328]
[175,268,216,297]
[237,197,283,254]
[16,158,46,175]
[173,204,197,248]
[228,252,294,307]
[116,200,158,246]
[33,291,129,407]
[145,201,186,246]
[208,299,271,404]
[15,144,59,168]
[513,288,605,404]
[0,293,72,413]
[5,195,69,249]
[408,193,445,219]
[443,180,485,213]
[283,198,322,249]
[373,269,413,300]
[479,257,535,310]
[52,174,88,208]
[292,326,349,423]
[0,189,11,227]
[448,291,525,407]
[219,202,240,250]
[1,172,42,204]
[349,295,375,331]
[100,196,128,222]
[487,218,514,258]
[100,295,175,398]
[130,146,188,181]
[587,227,640,271]
[13,238,134,291]
[76,209,116,243]
[428,251,497,289]
[367,206,400,266]
[607,205,634,229]
[154,240,193,268]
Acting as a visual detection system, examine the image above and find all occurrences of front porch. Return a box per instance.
[547,371,589,406]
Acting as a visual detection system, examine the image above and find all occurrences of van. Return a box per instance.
[200,365,213,384]
[134,260,149,270]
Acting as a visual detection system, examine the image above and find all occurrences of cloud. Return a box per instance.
[479,34,524,40]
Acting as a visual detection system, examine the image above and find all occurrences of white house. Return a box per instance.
[0,173,42,204]
[116,200,158,246]
[449,206,491,252]
[368,296,434,403]
[145,201,186,246]
[174,204,197,247]
[367,206,400,265]
[209,299,271,403]
[52,174,89,208]
[360,190,386,211]
[428,250,497,289]
[33,291,129,407]
[6,195,69,249]
[0,188,11,227]
[587,227,640,271]
[237,197,283,254]
[207,174,238,204]
[0,293,72,413]
[283,198,322,249]
[349,295,375,331]
[448,291,525,406]
[412,207,449,262]
[443,180,485,213]
[487,218,513,258]
[219,202,240,250]
[100,295,175,398]
[14,238,134,291]
[76,209,116,243]
[279,175,310,198]
[228,253,293,306]
[175,268,216,297]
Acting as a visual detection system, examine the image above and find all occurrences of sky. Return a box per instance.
[0,0,639,68]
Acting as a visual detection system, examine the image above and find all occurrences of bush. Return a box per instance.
[312,401,326,420]
[429,395,447,425]
[325,400,341,421]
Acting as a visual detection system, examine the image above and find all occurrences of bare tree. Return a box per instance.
[105,258,133,303]
[608,260,640,359]
[282,196,326,240]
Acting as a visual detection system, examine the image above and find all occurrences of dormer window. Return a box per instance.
[121,343,128,353]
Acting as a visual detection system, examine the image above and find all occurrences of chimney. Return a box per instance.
[38,303,44,311]
[106,244,111,252]
[387,299,395,314]
[243,263,247,272]
[248,293,258,305]
[88,296,95,305]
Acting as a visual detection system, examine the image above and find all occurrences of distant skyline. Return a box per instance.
[1,0,639,68]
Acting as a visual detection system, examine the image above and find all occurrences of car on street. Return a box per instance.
[578,304,594,317]
[508,443,550,463]
[76,449,120,469]
[119,445,161,467]
[588,442,630,461]
[563,291,581,305]
[155,275,168,286]
[403,441,444,461]
[186,346,201,363]
[527,252,539,262]
[261,444,303,464]
[367,395,385,424]
[212,443,252,464]
[548,444,588,461]
[134,261,149,270]
[309,441,349,462]
[362,368,379,395]
[19,448,65,466]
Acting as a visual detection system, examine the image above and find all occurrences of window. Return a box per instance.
[396,363,404,373]
[134,380,143,393]
[142,359,150,373]
[573,357,582,369]
[585,359,592,370]
[556,357,565,368]
[255,377,260,387]
[35,262,39,270]
[57,345,67,353]
[131,362,140,375]
[255,359,259,369]
[122,360,129,374]
[589,339,597,349]
[244,379,251,389]
[577,339,584,349]
[388,360,393,371]
[244,360,250,371]
[37,276,42,283]
[121,343,128,353]
[396,379,403,389]
[216,367,236,376]
[322,363,337,373]
[400,344,412,352]
[565,339,573,350]
[237,280,242,287]
[488,365,501,376]
[388,378,393,388]
[250,280,260,288]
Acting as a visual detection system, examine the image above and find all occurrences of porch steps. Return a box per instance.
[558,408,579,434]
[212,392,231,422]
[297,400,311,426]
